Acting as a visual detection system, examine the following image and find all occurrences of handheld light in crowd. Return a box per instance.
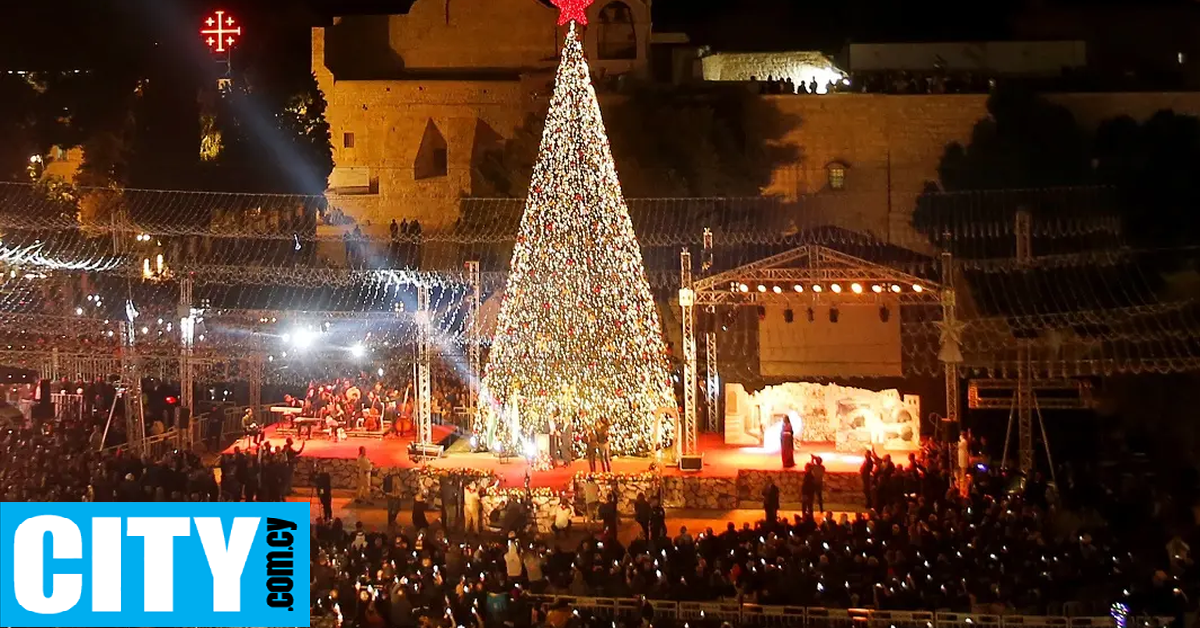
[350,343,366,358]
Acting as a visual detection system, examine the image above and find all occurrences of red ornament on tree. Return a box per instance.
[551,0,594,25]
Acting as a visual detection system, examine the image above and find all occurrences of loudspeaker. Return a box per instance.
[940,419,960,442]
[678,454,703,472]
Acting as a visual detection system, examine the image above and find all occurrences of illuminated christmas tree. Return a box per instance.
[480,9,674,456]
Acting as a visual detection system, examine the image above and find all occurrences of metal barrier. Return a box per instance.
[937,613,1003,628]
[49,392,84,422]
[870,610,937,628]
[518,596,1169,628]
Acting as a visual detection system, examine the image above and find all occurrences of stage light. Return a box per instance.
[879,305,890,322]
[891,284,902,293]
[74,307,83,315]
[831,283,842,293]
[912,284,923,293]
[757,284,767,293]
[851,283,863,294]
[784,308,794,323]
[738,283,749,293]
[350,343,366,358]
[523,439,538,459]
[829,307,840,323]
[872,284,883,294]
[289,328,315,350]
[807,307,815,322]
[812,285,823,293]
[772,285,782,294]
[793,284,803,292]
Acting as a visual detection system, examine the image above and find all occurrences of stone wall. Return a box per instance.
[295,455,867,513]
[314,36,1200,244]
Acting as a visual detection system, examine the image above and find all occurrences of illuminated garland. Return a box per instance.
[479,22,675,457]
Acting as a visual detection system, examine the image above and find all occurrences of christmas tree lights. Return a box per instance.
[479,21,675,457]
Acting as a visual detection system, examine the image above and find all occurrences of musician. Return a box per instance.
[241,407,263,446]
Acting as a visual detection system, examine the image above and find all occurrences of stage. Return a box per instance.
[229,425,897,509]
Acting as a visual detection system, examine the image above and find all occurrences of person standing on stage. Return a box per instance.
[355,446,373,503]
[597,419,612,472]
[585,428,597,473]
[780,415,796,468]
[763,478,780,526]
[560,412,575,466]
[548,412,562,467]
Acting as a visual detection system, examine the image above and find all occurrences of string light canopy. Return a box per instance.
[551,0,594,25]
[480,21,674,456]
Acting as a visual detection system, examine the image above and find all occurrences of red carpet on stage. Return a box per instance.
[229,426,885,489]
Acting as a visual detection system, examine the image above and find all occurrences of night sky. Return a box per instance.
[9,0,1198,75]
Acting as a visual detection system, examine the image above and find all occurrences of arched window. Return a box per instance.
[415,120,448,180]
[597,2,637,60]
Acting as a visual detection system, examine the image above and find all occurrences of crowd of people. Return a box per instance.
[0,394,1194,628]
[751,68,1189,97]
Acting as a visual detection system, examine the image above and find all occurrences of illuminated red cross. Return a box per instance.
[551,0,594,25]
[201,10,241,53]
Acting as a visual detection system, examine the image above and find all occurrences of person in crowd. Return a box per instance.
[412,491,429,532]
[383,469,403,528]
[355,446,373,503]
[464,481,482,536]
[551,499,572,538]
[763,477,780,526]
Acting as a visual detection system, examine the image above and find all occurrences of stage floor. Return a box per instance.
[230,425,895,488]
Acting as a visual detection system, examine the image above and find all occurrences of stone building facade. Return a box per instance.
[313,2,1200,244]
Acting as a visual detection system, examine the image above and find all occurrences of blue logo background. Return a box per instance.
[0,502,311,627]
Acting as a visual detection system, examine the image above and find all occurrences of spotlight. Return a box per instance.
[879,306,890,322]
[851,283,863,294]
[829,307,840,323]
[772,285,782,294]
[757,284,767,293]
[738,283,749,293]
[289,328,314,350]
[793,284,804,292]
[784,308,794,323]
[812,285,823,293]
[350,343,366,358]
[831,283,842,293]
[806,307,815,322]
[912,284,924,293]
[872,284,883,294]
[891,284,902,293]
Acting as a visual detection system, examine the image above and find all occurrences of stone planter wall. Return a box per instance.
[662,476,738,509]
[294,456,865,516]
[736,469,861,508]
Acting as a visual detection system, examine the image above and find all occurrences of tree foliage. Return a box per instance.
[913,85,1200,256]
[202,71,334,195]
[1094,111,1200,251]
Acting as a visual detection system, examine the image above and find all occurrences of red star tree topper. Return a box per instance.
[552,0,594,25]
